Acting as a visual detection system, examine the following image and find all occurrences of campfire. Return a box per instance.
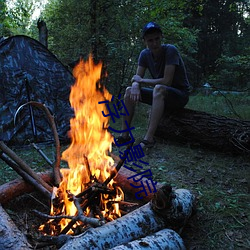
[0,55,196,249]
[39,55,126,236]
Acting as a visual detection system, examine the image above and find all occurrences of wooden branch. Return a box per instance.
[33,199,104,228]
[156,108,250,154]
[0,141,52,193]
[0,152,51,199]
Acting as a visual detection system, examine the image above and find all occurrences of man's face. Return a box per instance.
[143,31,162,51]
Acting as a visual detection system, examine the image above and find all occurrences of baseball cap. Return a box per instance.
[142,22,162,38]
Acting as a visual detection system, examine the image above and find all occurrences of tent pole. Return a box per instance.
[24,78,38,142]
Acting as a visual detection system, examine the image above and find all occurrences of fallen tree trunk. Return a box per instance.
[59,186,195,250]
[0,204,32,249]
[110,228,185,250]
[156,108,250,154]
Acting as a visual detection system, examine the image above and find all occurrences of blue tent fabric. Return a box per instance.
[0,35,74,144]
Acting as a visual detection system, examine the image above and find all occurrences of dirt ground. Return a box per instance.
[1,138,249,249]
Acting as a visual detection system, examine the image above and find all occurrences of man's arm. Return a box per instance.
[132,64,176,87]
[129,66,146,102]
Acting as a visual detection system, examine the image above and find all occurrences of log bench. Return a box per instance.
[155,108,250,154]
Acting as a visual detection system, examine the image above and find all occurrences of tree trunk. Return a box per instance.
[155,108,250,154]
[37,19,48,47]
[0,204,32,249]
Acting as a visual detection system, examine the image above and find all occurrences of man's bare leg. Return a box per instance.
[143,85,166,144]
[121,87,136,138]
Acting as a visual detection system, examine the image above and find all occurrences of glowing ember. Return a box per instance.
[40,55,124,235]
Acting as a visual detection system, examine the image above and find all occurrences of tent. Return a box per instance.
[0,35,75,145]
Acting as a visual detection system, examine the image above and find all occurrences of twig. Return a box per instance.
[75,183,116,199]
[33,209,75,220]
[59,192,104,235]
[27,193,50,209]
[72,194,105,227]
[32,143,53,167]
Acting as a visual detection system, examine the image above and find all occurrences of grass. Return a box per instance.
[0,94,249,249]
[186,93,250,120]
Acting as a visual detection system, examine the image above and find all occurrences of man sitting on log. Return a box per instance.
[116,21,192,149]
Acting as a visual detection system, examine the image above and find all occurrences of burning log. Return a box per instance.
[0,204,32,249]
[59,185,195,250]
[0,162,160,205]
[110,228,186,250]
[112,155,163,203]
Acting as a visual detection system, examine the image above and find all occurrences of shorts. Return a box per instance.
[140,87,189,112]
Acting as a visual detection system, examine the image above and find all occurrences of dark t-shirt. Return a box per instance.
[138,44,190,91]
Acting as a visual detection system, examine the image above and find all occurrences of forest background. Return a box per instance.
[0,1,250,249]
[1,0,250,97]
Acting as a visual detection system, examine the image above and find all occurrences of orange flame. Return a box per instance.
[43,55,123,234]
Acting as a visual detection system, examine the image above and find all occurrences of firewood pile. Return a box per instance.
[0,140,196,250]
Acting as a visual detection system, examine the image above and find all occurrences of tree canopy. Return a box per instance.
[1,0,249,94]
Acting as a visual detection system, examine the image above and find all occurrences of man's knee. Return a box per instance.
[124,86,132,99]
[153,84,166,98]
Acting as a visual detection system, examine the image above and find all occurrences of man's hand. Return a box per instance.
[130,82,141,102]
[131,74,142,83]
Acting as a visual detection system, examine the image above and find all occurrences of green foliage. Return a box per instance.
[41,0,198,96]
[2,0,250,93]
[208,55,250,89]
[5,0,35,35]
[0,0,12,36]
[186,0,250,88]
